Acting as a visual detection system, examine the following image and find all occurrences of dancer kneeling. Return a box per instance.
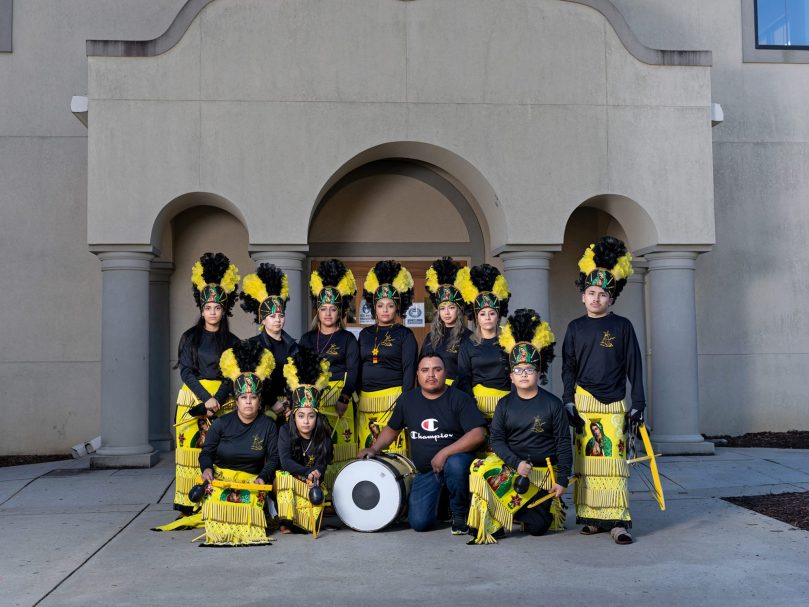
[467,309,572,544]
[358,352,487,534]
[276,347,334,537]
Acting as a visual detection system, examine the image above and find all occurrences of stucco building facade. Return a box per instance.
[1,0,806,463]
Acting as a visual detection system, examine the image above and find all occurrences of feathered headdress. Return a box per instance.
[576,236,633,301]
[219,339,275,396]
[425,257,465,309]
[499,308,556,383]
[283,347,331,410]
[240,263,289,324]
[455,263,510,320]
[190,252,240,315]
[309,259,356,315]
[362,260,415,318]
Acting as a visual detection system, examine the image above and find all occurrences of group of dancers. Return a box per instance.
[155,235,647,546]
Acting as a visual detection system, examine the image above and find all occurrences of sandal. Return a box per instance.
[610,526,633,544]
[580,524,604,535]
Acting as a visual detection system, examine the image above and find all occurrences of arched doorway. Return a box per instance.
[309,158,487,346]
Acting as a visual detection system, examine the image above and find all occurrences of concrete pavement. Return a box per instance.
[1,448,807,607]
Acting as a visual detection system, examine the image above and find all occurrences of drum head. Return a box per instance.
[332,458,406,532]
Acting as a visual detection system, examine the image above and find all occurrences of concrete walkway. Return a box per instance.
[1,448,807,607]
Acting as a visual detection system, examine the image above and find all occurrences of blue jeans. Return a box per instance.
[408,453,475,532]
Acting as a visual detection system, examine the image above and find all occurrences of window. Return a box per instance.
[756,0,809,48]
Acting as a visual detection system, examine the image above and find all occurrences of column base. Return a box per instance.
[651,434,715,455]
[90,450,160,468]
[149,438,172,452]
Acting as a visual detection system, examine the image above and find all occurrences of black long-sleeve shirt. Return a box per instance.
[419,326,473,381]
[490,390,573,487]
[248,330,298,405]
[178,329,239,403]
[298,329,360,396]
[277,423,334,479]
[358,324,418,392]
[561,313,646,411]
[455,336,511,395]
[199,413,279,483]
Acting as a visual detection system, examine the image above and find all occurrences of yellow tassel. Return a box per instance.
[425,266,439,294]
[454,267,478,304]
[190,261,207,291]
[309,271,324,297]
[392,266,414,294]
[242,273,270,304]
[219,349,240,381]
[220,263,240,294]
[255,349,275,381]
[578,245,597,275]
[363,269,379,294]
[337,269,356,297]
[491,274,510,301]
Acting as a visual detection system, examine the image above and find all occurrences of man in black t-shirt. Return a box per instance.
[358,353,486,534]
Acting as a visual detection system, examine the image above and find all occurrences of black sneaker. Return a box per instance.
[451,514,469,535]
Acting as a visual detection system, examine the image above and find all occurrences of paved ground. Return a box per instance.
[1,448,808,607]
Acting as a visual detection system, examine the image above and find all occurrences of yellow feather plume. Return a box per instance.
[499,322,516,354]
[283,357,300,391]
[316,359,331,392]
[533,321,556,350]
[425,266,439,294]
[242,274,270,304]
[612,253,634,281]
[309,271,324,297]
[578,245,596,275]
[190,261,207,292]
[393,267,414,294]
[280,275,289,300]
[364,269,379,294]
[337,269,356,297]
[492,274,510,301]
[255,349,275,381]
[454,267,478,304]
[219,349,240,382]
[220,263,240,294]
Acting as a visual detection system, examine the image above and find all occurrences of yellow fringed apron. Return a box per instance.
[573,386,631,528]
[466,454,565,544]
[319,379,358,487]
[173,380,235,511]
[197,468,272,546]
[275,471,328,538]
[472,385,510,420]
[357,386,407,456]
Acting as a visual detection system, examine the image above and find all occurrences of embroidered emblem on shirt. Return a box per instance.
[325,344,340,356]
[306,455,316,467]
[600,330,615,348]
[378,333,395,348]
[532,416,545,433]
[251,435,264,451]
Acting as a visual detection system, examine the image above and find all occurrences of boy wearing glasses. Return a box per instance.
[466,309,572,543]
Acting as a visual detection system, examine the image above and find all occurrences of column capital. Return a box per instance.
[250,249,306,269]
[94,250,155,271]
[149,260,174,283]
[499,250,555,271]
[645,250,699,271]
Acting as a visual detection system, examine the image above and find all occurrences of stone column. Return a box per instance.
[501,250,555,390]
[91,251,160,467]
[615,261,649,423]
[646,251,714,454]
[250,250,307,340]
[148,261,174,452]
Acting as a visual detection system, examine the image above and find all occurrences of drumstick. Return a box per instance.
[197,477,273,492]
[525,477,577,509]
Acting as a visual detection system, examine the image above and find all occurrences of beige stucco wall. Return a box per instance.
[86,0,715,254]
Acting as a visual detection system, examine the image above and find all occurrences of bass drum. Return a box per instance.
[332,453,417,532]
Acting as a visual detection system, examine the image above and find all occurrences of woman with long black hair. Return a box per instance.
[172,252,240,515]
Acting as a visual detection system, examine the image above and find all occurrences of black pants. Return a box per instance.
[514,495,553,536]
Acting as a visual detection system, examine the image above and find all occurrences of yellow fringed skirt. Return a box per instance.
[173,380,234,511]
[357,386,407,456]
[572,386,631,528]
[275,471,328,538]
[319,379,358,488]
[466,453,565,544]
[199,467,272,546]
[472,385,510,420]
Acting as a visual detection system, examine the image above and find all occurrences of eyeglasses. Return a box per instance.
[511,367,537,376]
